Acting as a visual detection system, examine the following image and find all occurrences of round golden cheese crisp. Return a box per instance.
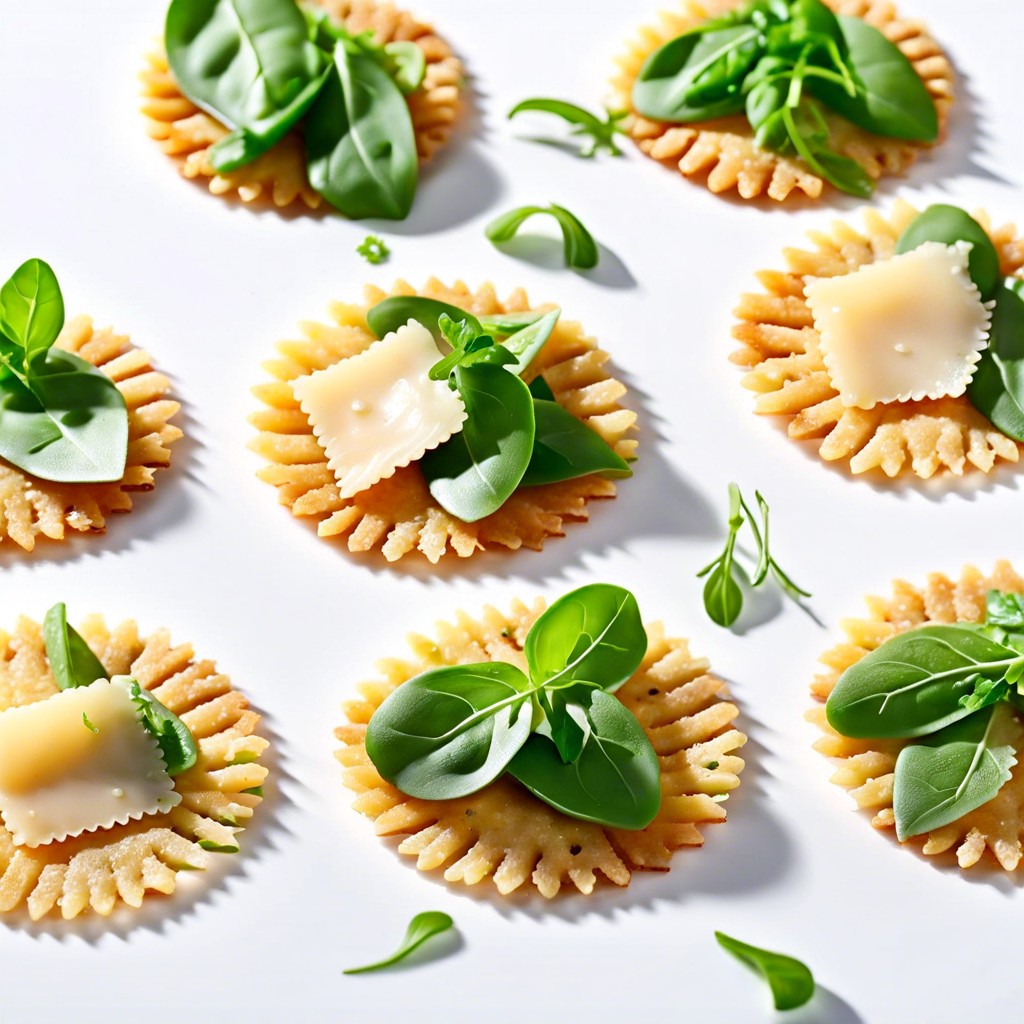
[336,597,746,898]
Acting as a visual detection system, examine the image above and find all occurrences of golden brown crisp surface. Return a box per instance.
[336,598,746,898]
[0,316,182,553]
[0,614,268,920]
[140,0,464,211]
[809,561,1024,871]
[732,200,1023,478]
[611,0,953,202]
[249,279,638,563]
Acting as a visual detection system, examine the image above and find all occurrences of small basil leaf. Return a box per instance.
[366,297,483,342]
[500,308,560,375]
[966,282,1024,441]
[0,258,64,365]
[525,583,646,693]
[895,205,1000,300]
[0,349,128,483]
[343,912,455,975]
[508,689,661,830]
[305,47,417,219]
[825,625,1023,739]
[893,704,1017,840]
[703,559,744,628]
[165,0,324,136]
[715,932,815,1011]
[420,364,535,523]
[485,205,599,270]
[809,14,937,142]
[42,602,109,691]
[127,679,198,777]
[986,590,1024,631]
[365,662,534,799]
[520,399,632,487]
[383,41,426,94]
[528,375,556,401]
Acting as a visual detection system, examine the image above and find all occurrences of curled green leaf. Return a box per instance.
[42,602,109,691]
[715,931,815,1011]
[485,204,599,270]
[344,912,455,975]
[966,281,1024,442]
[508,98,626,157]
[127,679,199,777]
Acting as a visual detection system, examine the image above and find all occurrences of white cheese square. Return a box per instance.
[292,320,468,499]
[805,241,993,410]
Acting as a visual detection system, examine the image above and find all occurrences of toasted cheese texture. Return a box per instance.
[292,320,468,499]
[0,677,179,847]
[805,241,993,410]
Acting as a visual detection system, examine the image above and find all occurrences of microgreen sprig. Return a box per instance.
[508,98,628,157]
[356,235,390,265]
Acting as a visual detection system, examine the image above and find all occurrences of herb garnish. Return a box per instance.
[344,911,455,975]
[364,297,630,524]
[357,235,390,265]
[827,589,1024,840]
[82,713,99,735]
[508,98,627,157]
[165,0,423,219]
[485,204,600,270]
[631,0,937,196]
[365,584,661,829]
[697,483,809,627]
[0,259,128,483]
[715,932,815,1011]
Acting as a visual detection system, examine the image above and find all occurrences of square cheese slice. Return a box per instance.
[0,677,180,847]
[292,320,468,499]
[805,241,993,410]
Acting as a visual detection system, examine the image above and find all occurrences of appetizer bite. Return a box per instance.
[612,0,952,201]
[336,584,746,897]
[0,604,267,919]
[250,281,637,562]
[0,259,181,551]
[141,0,463,216]
[810,563,1024,871]
[733,201,1023,478]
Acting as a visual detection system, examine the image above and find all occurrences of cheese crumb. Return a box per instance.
[804,241,993,409]
[292,320,468,498]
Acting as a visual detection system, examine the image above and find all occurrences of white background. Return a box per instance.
[0,1,1021,1021]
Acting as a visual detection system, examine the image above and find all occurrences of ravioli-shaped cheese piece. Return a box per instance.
[0,678,179,847]
[805,241,993,410]
[292,320,468,498]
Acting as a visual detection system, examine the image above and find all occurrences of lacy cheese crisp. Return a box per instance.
[250,280,638,563]
[0,316,182,552]
[140,0,464,211]
[809,562,1024,872]
[0,614,268,920]
[336,598,746,897]
[733,201,1023,478]
[611,0,953,203]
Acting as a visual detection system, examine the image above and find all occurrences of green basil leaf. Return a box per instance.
[384,41,426,94]
[485,205,599,270]
[0,258,64,366]
[528,375,555,401]
[808,14,937,142]
[525,583,646,692]
[987,590,1024,631]
[702,559,744,628]
[895,205,1001,299]
[715,932,815,1011]
[520,399,632,487]
[500,309,560,375]
[127,679,198,777]
[42,602,109,691]
[893,704,1017,840]
[365,662,534,799]
[0,349,128,483]
[508,689,660,830]
[477,311,546,335]
[305,46,418,219]
[366,297,483,342]
[632,24,762,122]
[788,0,844,47]
[508,98,625,157]
[825,625,1023,739]
[420,364,535,522]
[343,911,454,975]
[966,282,1024,441]
[165,0,324,136]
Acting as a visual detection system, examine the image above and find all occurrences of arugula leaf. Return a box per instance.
[715,932,815,1011]
[344,912,455,975]
[485,204,600,270]
[42,602,109,691]
[893,703,1017,840]
[508,689,661,830]
[508,98,627,157]
[0,258,64,367]
[127,679,198,777]
[986,590,1024,632]
[429,316,516,382]
[966,281,1024,442]
[365,662,534,799]
[958,677,1011,714]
